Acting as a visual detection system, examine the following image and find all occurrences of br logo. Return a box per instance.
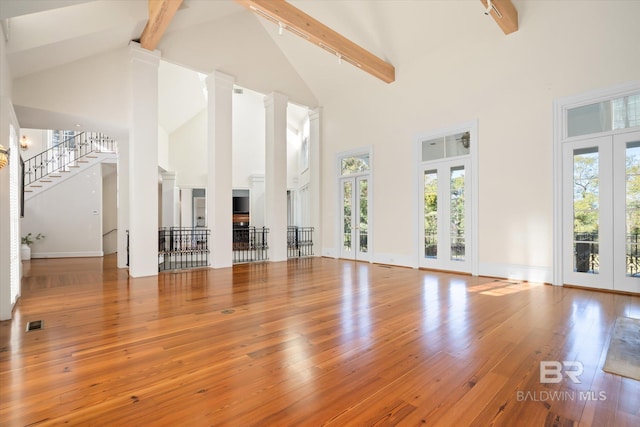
[540,361,584,384]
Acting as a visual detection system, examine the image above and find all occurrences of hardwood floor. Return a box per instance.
[1,255,639,426]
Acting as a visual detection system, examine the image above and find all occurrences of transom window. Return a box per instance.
[341,154,370,175]
[421,131,470,162]
[567,92,640,138]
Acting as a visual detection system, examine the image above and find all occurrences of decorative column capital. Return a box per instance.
[161,171,177,182]
[264,92,288,110]
[128,41,161,66]
[309,107,322,122]
[206,70,235,92]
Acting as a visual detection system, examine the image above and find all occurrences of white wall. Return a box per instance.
[22,162,103,257]
[180,187,193,228]
[286,128,300,189]
[168,85,308,229]
[232,88,266,189]
[13,46,130,138]
[160,10,317,109]
[169,109,208,188]
[19,128,48,158]
[317,1,640,278]
[168,86,271,227]
[158,126,169,171]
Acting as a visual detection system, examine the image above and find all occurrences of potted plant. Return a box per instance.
[21,233,44,261]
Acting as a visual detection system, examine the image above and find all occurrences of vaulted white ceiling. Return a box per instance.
[1,0,517,134]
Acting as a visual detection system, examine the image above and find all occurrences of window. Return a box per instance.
[50,130,77,147]
[341,154,370,175]
[567,93,640,138]
[421,131,470,162]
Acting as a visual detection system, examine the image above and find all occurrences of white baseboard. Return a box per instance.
[321,247,338,258]
[478,262,552,284]
[372,253,415,268]
[31,251,104,259]
[318,249,551,282]
[321,248,415,268]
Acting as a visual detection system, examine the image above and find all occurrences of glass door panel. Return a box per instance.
[342,180,353,254]
[613,131,640,293]
[358,178,368,254]
[450,166,466,262]
[420,159,470,273]
[424,170,438,259]
[624,141,640,278]
[340,176,370,261]
[564,131,640,292]
[572,147,600,275]
[563,137,613,289]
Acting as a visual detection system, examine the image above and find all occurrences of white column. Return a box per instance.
[265,92,288,262]
[128,42,160,277]
[309,108,322,255]
[161,171,179,227]
[117,137,129,269]
[206,71,234,268]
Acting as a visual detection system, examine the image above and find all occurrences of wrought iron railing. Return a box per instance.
[342,230,367,252]
[627,233,640,277]
[574,232,599,273]
[573,232,640,276]
[423,231,465,260]
[424,231,437,258]
[287,226,314,258]
[23,132,116,186]
[451,236,465,261]
[159,227,210,271]
[233,226,269,264]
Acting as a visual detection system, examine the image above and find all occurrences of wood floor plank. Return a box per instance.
[1,255,639,426]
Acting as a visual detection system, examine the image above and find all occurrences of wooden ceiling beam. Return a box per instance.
[480,0,518,35]
[235,0,395,84]
[139,0,184,51]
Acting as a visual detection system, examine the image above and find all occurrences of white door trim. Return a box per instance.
[413,120,478,274]
[553,80,640,286]
[335,146,373,262]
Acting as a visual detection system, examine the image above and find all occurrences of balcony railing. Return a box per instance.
[287,226,314,258]
[423,231,465,261]
[158,227,210,272]
[573,232,640,276]
[126,225,316,268]
[233,226,269,264]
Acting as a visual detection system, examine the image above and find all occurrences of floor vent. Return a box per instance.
[26,320,44,332]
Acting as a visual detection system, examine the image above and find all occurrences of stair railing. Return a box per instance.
[23,132,117,186]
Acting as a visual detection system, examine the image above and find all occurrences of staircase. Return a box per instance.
[23,132,117,200]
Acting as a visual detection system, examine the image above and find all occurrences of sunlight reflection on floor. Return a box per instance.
[467,280,543,296]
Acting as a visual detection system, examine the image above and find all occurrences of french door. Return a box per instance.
[419,158,471,273]
[562,130,640,292]
[340,175,370,261]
